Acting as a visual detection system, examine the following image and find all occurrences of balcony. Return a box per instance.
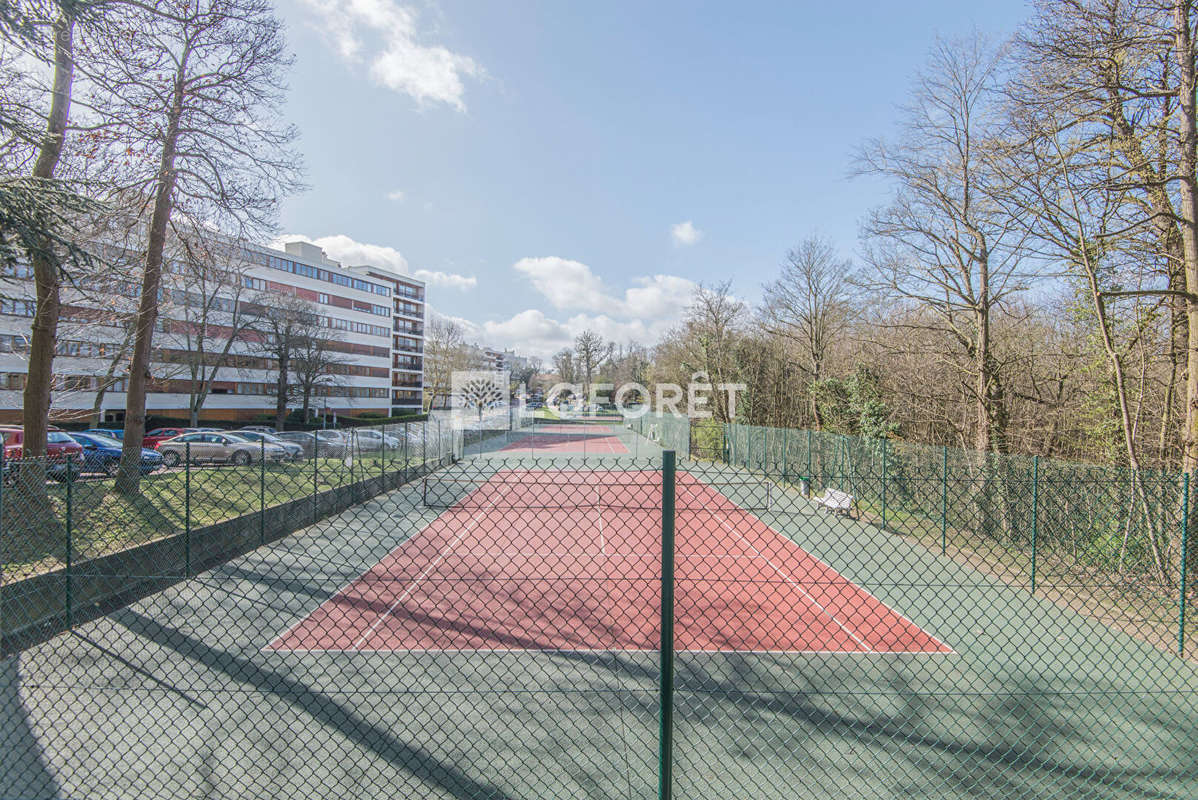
[393,321,424,336]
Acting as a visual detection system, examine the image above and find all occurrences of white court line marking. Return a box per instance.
[350,494,503,651]
[687,473,953,653]
[715,515,873,651]
[264,496,451,650]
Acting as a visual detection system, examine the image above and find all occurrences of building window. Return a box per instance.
[0,298,36,317]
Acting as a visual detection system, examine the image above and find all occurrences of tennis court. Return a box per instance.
[4,428,1198,799]
[269,469,948,653]
[497,424,630,455]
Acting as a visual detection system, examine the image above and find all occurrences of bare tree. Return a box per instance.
[291,328,344,422]
[422,314,470,411]
[90,0,302,493]
[681,282,744,422]
[761,235,855,427]
[253,294,321,431]
[552,347,576,385]
[15,2,80,483]
[167,233,258,425]
[573,329,611,403]
[855,35,1032,454]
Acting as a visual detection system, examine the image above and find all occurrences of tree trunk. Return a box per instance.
[19,12,75,505]
[1172,0,1198,590]
[975,306,992,453]
[115,57,188,496]
[275,351,289,431]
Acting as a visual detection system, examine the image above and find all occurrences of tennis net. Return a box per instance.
[421,475,773,511]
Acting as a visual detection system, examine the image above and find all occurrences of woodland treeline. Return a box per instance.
[625,2,1198,474]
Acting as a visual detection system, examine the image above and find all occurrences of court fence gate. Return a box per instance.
[2,436,1197,799]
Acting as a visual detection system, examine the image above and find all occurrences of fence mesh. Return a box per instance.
[2,417,1196,799]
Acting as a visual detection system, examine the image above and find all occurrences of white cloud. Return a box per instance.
[670,220,702,246]
[298,0,481,110]
[427,306,481,337]
[512,257,697,318]
[513,257,612,313]
[623,274,698,318]
[479,309,684,360]
[482,256,699,358]
[273,233,477,290]
[386,189,405,201]
[483,310,572,355]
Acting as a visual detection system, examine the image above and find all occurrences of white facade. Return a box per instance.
[0,239,425,424]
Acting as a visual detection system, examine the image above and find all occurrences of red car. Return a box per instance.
[143,427,195,449]
[0,427,85,480]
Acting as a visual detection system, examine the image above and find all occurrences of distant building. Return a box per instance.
[0,239,425,424]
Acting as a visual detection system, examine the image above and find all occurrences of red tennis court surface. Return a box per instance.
[499,425,629,454]
[268,470,951,653]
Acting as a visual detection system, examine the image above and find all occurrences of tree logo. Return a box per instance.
[450,370,509,431]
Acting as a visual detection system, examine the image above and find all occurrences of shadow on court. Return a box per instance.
[0,658,63,800]
[4,447,1198,800]
[111,608,521,800]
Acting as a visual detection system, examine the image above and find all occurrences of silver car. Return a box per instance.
[348,429,401,451]
[158,432,289,467]
[234,430,305,461]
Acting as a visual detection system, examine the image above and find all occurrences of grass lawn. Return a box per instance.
[1,451,428,580]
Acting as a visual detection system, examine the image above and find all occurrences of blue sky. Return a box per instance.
[273,0,1029,359]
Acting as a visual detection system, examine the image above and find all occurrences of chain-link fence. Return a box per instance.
[2,422,1197,799]
[1,419,457,655]
[702,421,1196,660]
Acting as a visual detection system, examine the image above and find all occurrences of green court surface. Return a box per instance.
[2,427,1197,799]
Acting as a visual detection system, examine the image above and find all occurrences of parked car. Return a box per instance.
[274,431,318,458]
[349,428,400,451]
[143,427,195,449]
[68,432,163,477]
[83,428,125,440]
[240,425,277,434]
[0,427,85,481]
[234,430,305,461]
[313,429,348,456]
[156,432,288,467]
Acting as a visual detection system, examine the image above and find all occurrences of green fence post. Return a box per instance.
[746,428,752,470]
[806,429,813,481]
[65,459,73,629]
[185,443,192,577]
[781,429,789,482]
[940,446,948,556]
[1031,456,1039,593]
[380,424,385,484]
[1181,472,1190,658]
[881,438,888,531]
[312,440,318,525]
[764,428,771,475]
[659,449,676,800]
[403,422,409,482]
[259,438,266,545]
[423,421,428,473]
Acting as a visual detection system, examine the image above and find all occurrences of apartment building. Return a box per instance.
[0,239,425,424]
